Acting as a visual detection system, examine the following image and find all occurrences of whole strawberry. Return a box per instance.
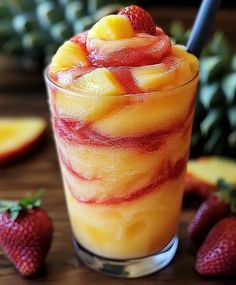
[187,179,236,244]
[196,217,236,276]
[0,191,53,276]
[119,5,157,35]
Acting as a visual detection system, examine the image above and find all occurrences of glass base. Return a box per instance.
[73,236,178,278]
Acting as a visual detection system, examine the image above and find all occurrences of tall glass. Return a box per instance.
[45,71,199,278]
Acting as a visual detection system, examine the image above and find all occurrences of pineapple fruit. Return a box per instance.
[88,15,134,40]
[185,156,236,199]
[73,68,125,95]
[51,40,90,71]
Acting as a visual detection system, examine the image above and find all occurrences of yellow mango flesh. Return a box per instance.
[172,45,199,75]
[51,41,90,72]
[132,63,176,92]
[0,117,46,154]
[188,157,236,185]
[51,68,126,121]
[72,68,125,96]
[88,15,134,40]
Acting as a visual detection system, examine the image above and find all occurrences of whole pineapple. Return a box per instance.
[170,22,236,157]
[0,0,133,70]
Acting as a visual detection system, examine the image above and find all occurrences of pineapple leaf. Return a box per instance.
[216,179,236,214]
[222,73,236,104]
[200,109,223,136]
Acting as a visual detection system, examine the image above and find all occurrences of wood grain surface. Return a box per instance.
[0,6,236,285]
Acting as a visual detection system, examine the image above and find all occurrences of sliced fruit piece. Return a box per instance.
[51,41,90,72]
[87,34,171,67]
[172,45,199,75]
[50,69,128,121]
[173,57,194,86]
[132,56,193,92]
[185,156,236,199]
[188,156,236,186]
[88,15,134,40]
[0,117,47,165]
[132,61,175,92]
[72,67,125,96]
[119,5,156,35]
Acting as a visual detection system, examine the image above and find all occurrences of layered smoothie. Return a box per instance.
[46,6,199,260]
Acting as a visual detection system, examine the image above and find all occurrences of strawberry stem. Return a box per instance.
[0,190,45,220]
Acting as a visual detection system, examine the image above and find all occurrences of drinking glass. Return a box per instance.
[45,70,199,278]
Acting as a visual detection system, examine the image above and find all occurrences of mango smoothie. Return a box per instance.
[45,5,199,276]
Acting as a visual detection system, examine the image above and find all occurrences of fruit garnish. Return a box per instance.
[132,62,175,92]
[119,5,156,35]
[185,156,236,199]
[172,45,199,75]
[51,40,90,72]
[88,15,134,40]
[0,191,53,276]
[196,217,236,276]
[132,56,193,92]
[187,179,236,244]
[72,68,125,96]
[0,117,47,166]
[87,34,171,67]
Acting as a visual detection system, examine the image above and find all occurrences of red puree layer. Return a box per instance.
[109,67,142,94]
[71,31,88,52]
[53,95,195,152]
[86,34,171,68]
[55,118,162,152]
[65,151,188,205]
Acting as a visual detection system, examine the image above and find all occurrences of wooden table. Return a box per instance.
[0,6,236,285]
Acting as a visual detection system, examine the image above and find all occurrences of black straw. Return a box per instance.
[187,0,222,58]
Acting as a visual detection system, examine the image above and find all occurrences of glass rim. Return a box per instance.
[44,66,199,98]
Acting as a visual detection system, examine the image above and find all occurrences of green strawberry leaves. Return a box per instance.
[0,190,44,220]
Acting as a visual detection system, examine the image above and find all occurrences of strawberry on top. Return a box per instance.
[118,5,157,35]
